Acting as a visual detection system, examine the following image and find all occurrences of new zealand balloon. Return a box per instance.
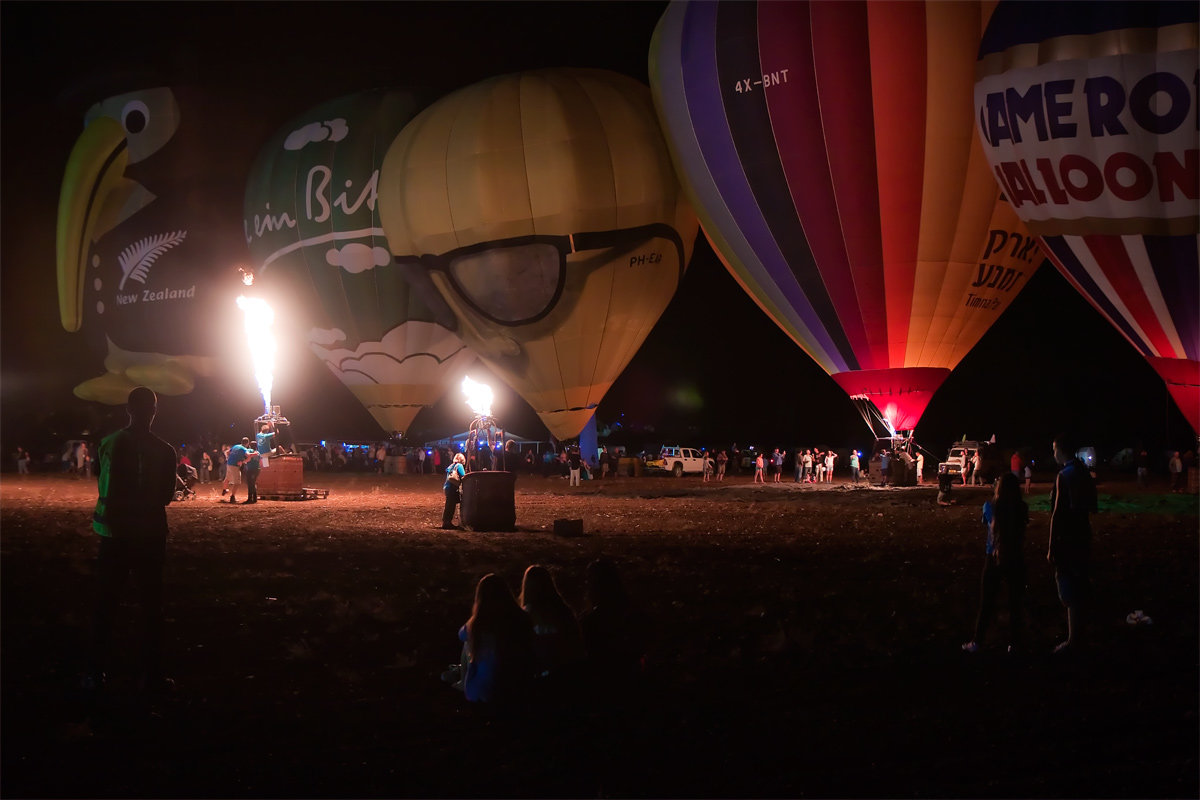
[650,0,1044,434]
[57,86,272,404]
[243,89,475,436]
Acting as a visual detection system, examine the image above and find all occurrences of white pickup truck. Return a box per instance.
[645,446,707,477]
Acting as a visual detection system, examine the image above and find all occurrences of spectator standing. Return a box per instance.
[568,447,582,487]
[824,450,837,483]
[716,450,728,481]
[88,387,177,690]
[76,441,92,478]
[199,451,212,483]
[1047,434,1098,654]
[802,449,813,483]
[771,448,783,483]
[1168,451,1183,492]
[1135,448,1149,486]
[915,451,924,484]
[849,450,860,483]
[753,452,765,483]
[15,446,30,475]
[962,473,1029,654]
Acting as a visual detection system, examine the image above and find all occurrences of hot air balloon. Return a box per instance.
[376,68,699,441]
[975,1,1198,435]
[57,85,271,404]
[243,89,475,436]
[649,1,1043,434]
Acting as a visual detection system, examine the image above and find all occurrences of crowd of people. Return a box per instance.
[63,385,1189,712]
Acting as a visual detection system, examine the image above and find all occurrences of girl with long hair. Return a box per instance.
[963,472,1029,654]
[457,573,535,704]
[519,565,584,678]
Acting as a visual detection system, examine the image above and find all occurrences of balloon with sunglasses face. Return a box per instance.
[378,68,699,440]
[243,89,475,435]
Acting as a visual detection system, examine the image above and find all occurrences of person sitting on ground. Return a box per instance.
[519,564,585,681]
[452,573,536,706]
[578,558,646,693]
[937,465,955,506]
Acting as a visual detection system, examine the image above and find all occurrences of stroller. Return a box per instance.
[174,463,198,501]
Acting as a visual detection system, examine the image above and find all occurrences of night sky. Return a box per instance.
[1,2,1191,463]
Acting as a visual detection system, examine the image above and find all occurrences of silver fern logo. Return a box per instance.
[118,231,187,290]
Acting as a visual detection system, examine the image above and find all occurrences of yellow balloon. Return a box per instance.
[379,68,698,439]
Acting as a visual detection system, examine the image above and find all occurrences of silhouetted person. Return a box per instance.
[1048,433,1097,654]
[242,443,260,504]
[519,564,585,681]
[579,558,645,695]
[456,573,536,706]
[89,387,177,690]
[962,473,1029,655]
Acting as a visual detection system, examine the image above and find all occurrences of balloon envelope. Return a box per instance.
[976,1,1198,434]
[57,86,269,403]
[377,68,698,440]
[243,89,475,435]
[650,0,1043,432]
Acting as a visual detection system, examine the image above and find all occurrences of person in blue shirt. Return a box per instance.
[223,439,250,504]
[962,472,1029,654]
[255,422,277,468]
[442,453,467,529]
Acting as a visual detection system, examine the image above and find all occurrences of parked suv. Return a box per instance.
[939,440,980,480]
[646,446,707,477]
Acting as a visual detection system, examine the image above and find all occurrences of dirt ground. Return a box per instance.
[2,470,1197,798]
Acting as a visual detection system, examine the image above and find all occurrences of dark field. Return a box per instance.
[2,472,1197,798]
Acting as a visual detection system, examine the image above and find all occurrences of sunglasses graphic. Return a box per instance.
[394,223,685,327]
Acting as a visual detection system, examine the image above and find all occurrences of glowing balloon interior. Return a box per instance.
[976,0,1199,434]
[650,0,1043,432]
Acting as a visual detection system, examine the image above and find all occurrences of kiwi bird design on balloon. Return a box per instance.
[57,85,272,404]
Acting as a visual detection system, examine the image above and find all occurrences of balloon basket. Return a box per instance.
[256,455,330,501]
[460,471,516,531]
